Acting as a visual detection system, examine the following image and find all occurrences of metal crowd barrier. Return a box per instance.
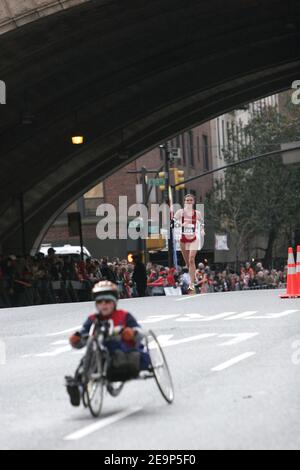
[147,282,285,297]
[0,279,93,308]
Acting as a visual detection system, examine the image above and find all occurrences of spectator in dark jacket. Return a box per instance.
[132,254,147,297]
[100,258,117,283]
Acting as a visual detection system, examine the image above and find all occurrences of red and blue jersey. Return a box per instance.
[81,310,141,347]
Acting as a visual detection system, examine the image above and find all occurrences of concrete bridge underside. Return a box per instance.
[0,0,300,253]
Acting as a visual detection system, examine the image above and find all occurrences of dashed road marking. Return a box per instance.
[218,333,259,346]
[36,345,72,358]
[225,311,258,320]
[175,314,205,322]
[211,352,256,372]
[22,331,258,359]
[64,407,143,441]
[175,294,205,301]
[46,326,81,337]
[51,340,69,346]
[140,315,180,324]
[199,312,237,322]
[156,333,217,348]
[270,310,299,318]
[246,310,298,320]
[141,310,299,323]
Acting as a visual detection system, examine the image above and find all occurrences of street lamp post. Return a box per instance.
[161,143,175,268]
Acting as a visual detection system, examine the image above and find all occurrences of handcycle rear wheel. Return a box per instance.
[83,342,104,418]
[146,330,174,404]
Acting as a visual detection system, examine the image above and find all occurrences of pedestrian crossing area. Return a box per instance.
[140,309,299,324]
[21,331,260,360]
[18,308,299,361]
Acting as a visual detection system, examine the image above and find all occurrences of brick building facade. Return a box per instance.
[43,123,214,260]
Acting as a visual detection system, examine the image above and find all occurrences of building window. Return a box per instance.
[188,130,195,167]
[197,136,201,162]
[203,135,210,171]
[160,147,164,161]
[83,183,104,217]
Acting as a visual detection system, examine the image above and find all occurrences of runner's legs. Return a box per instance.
[180,242,190,268]
[180,241,198,287]
[188,249,198,286]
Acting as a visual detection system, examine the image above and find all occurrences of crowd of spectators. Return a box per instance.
[146,261,286,294]
[192,261,286,294]
[0,248,287,308]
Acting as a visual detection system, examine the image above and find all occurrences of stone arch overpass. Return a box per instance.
[0,0,299,253]
[0,0,88,34]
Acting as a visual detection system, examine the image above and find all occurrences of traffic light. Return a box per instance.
[158,172,166,191]
[174,169,185,191]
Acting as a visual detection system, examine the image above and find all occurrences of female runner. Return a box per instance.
[174,194,205,292]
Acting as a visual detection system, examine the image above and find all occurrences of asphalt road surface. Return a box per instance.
[0,289,300,450]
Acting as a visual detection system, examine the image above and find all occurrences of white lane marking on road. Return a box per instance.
[199,312,237,322]
[64,407,143,441]
[224,311,258,320]
[244,310,299,320]
[140,315,180,324]
[36,345,72,357]
[156,333,217,348]
[175,314,205,322]
[269,309,299,318]
[51,340,69,346]
[218,333,259,346]
[150,335,174,347]
[212,352,256,372]
[46,326,81,337]
[22,334,216,359]
[176,294,206,301]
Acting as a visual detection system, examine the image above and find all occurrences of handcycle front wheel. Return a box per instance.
[83,343,105,418]
[107,382,125,398]
[146,330,174,404]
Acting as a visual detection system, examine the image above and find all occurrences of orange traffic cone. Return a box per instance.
[281,248,299,298]
[296,246,300,295]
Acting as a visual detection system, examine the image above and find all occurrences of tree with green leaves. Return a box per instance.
[206,94,300,268]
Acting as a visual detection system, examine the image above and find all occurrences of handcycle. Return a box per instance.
[67,317,174,418]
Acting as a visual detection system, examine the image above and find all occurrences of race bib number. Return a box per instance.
[183,224,195,236]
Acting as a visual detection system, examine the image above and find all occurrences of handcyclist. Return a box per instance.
[66,280,150,407]
[174,194,205,292]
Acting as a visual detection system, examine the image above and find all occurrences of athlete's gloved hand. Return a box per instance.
[69,332,83,349]
[122,327,136,342]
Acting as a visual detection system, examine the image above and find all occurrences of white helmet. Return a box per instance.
[92,281,119,304]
